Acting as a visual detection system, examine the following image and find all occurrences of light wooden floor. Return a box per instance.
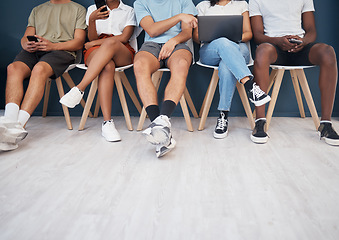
[0,115,339,240]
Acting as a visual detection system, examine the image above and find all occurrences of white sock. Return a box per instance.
[4,103,19,121]
[320,120,332,124]
[18,110,30,126]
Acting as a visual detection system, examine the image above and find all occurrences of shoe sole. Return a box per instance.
[0,142,18,151]
[156,139,176,158]
[323,137,339,146]
[213,130,228,139]
[102,133,121,142]
[1,129,28,144]
[251,95,271,107]
[250,134,268,144]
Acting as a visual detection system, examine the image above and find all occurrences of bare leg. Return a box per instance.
[165,49,192,104]
[6,61,32,106]
[308,43,338,121]
[133,51,160,107]
[77,38,133,91]
[253,43,278,119]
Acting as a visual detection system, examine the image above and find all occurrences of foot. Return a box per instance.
[213,112,228,139]
[102,119,121,142]
[59,87,84,108]
[318,121,339,146]
[142,115,171,145]
[0,117,28,144]
[0,142,18,152]
[156,137,176,158]
[247,82,271,107]
[251,118,268,144]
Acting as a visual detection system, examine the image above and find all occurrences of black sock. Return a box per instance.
[244,79,254,92]
[220,111,229,118]
[146,105,160,122]
[160,100,177,118]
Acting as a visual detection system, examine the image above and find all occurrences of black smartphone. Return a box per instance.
[289,38,302,44]
[95,0,108,12]
[27,35,39,42]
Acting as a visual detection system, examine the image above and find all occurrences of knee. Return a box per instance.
[7,63,18,77]
[255,43,276,67]
[173,58,191,72]
[315,44,337,67]
[30,63,50,81]
[133,57,150,76]
[102,38,120,49]
[214,37,238,49]
[102,61,115,73]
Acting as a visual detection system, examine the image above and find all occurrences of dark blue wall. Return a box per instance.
[0,0,338,117]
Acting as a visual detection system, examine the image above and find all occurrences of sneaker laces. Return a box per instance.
[251,83,266,98]
[216,113,228,130]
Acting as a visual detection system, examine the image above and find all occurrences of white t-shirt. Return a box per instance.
[249,0,315,37]
[86,1,137,49]
[196,0,248,16]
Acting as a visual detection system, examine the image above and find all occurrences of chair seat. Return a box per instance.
[270,65,315,70]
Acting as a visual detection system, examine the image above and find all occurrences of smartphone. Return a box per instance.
[95,0,108,12]
[289,38,302,44]
[27,35,39,42]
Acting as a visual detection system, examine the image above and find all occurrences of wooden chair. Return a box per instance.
[42,50,91,130]
[264,65,320,130]
[196,42,255,130]
[136,39,199,132]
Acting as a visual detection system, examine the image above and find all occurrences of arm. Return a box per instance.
[251,15,295,51]
[140,13,197,38]
[242,11,252,42]
[35,28,86,52]
[21,26,38,53]
[87,6,110,41]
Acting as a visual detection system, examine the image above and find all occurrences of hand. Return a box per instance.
[24,40,38,53]
[84,41,98,50]
[179,13,198,28]
[158,39,177,61]
[274,36,296,52]
[286,35,305,53]
[89,6,109,22]
[35,36,56,51]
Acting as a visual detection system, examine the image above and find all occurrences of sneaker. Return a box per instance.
[142,115,171,145]
[0,117,28,144]
[318,122,339,146]
[156,137,176,158]
[251,119,268,144]
[0,142,18,152]
[213,112,228,139]
[102,120,121,142]
[59,87,84,108]
[247,82,271,107]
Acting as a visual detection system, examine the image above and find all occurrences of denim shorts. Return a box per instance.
[138,41,192,68]
[14,50,75,78]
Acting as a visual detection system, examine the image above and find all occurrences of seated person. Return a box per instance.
[193,0,270,139]
[60,0,137,142]
[249,0,339,145]
[0,0,86,152]
[133,0,198,157]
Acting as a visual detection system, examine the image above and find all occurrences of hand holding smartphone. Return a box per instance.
[95,0,108,12]
[288,38,303,45]
[27,35,39,42]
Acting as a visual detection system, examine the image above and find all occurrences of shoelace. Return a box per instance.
[255,120,266,131]
[251,83,266,98]
[216,114,228,130]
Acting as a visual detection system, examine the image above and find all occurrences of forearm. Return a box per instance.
[142,15,181,38]
[87,21,99,41]
[53,38,85,52]
[242,32,252,43]
[170,28,192,45]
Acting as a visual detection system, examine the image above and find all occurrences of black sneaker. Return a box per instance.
[318,122,339,146]
[251,119,268,143]
[247,82,271,107]
[213,112,228,139]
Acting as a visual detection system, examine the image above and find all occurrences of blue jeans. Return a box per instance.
[199,37,252,111]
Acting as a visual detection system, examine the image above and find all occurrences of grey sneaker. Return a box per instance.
[59,87,84,108]
[251,119,268,144]
[318,122,339,146]
[142,115,171,145]
[156,137,176,158]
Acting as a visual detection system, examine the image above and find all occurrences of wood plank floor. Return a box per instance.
[0,115,339,240]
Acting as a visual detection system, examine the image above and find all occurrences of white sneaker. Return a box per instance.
[142,115,171,145]
[0,117,28,144]
[59,87,84,108]
[0,142,18,152]
[156,137,176,158]
[102,120,121,142]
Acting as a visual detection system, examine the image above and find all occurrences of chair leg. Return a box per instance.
[199,71,218,117]
[78,77,98,130]
[120,72,142,114]
[94,96,100,118]
[137,71,163,131]
[42,78,52,117]
[198,69,219,131]
[236,82,255,129]
[184,88,198,118]
[115,72,133,131]
[179,94,194,132]
[55,77,73,130]
[290,70,305,118]
[62,72,94,118]
[266,69,285,130]
[295,69,320,130]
